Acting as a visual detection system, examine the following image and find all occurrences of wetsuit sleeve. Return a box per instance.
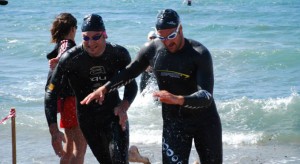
[105,42,153,93]
[44,49,72,126]
[120,47,138,104]
[46,44,58,59]
[182,47,214,109]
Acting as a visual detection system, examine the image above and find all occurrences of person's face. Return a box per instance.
[156,24,183,53]
[82,31,106,57]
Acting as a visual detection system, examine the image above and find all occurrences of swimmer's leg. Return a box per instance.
[162,121,193,163]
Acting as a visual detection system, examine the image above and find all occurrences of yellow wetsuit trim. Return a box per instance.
[157,70,190,78]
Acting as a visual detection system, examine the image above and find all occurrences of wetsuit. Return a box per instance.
[45,42,138,164]
[140,71,151,92]
[139,67,155,93]
[105,38,222,164]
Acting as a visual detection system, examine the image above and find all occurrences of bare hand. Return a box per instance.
[49,58,59,70]
[153,90,184,105]
[51,130,66,157]
[80,86,107,105]
[114,100,130,131]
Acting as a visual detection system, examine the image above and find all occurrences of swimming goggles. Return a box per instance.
[156,24,180,41]
[83,33,103,41]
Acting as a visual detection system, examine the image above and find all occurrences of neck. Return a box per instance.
[65,28,75,41]
[65,34,74,42]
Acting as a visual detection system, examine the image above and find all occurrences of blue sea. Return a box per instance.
[1,0,300,163]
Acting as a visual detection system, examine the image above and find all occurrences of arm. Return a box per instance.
[80,61,146,105]
[44,44,73,156]
[113,80,138,131]
[45,64,64,127]
[182,47,214,108]
[81,42,153,105]
[49,58,59,70]
[114,48,138,131]
[49,40,76,70]
[44,64,66,157]
[49,123,66,157]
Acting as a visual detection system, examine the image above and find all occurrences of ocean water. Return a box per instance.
[1,0,300,163]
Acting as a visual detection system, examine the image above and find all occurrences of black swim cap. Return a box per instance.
[156,9,180,30]
[81,14,105,32]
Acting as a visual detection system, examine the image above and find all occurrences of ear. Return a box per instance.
[103,31,108,39]
[178,25,183,35]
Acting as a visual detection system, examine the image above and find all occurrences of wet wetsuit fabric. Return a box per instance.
[139,71,151,92]
[140,68,155,93]
[45,39,78,128]
[105,38,222,164]
[45,42,137,163]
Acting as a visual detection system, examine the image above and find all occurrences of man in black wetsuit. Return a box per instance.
[44,13,138,163]
[81,9,223,164]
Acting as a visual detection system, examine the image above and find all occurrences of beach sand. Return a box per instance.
[130,144,300,164]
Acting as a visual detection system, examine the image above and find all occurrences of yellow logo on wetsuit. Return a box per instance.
[157,70,190,79]
[48,83,55,91]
